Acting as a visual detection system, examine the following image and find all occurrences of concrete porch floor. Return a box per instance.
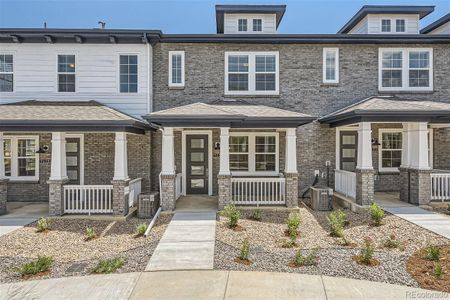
[0,202,48,236]
[175,195,218,212]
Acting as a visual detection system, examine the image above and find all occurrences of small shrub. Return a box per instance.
[360,237,375,265]
[369,203,385,226]
[287,212,301,239]
[14,256,53,276]
[383,234,400,249]
[90,257,126,274]
[221,204,241,228]
[326,210,346,237]
[239,239,250,261]
[251,209,262,221]
[85,227,96,241]
[434,262,444,279]
[36,217,50,232]
[136,223,148,236]
[294,249,318,267]
[339,234,353,246]
[425,244,441,261]
[281,238,297,248]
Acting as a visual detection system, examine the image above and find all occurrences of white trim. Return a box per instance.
[224,51,279,96]
[3,135,39,181]
[66,133,84,185]
[378,48,433,92]
[429,128,434,169]
[322,48,339,84]
[113,132,129,181]
[168,51,185,88]
[182,130,213,196]
[378,128,403,172]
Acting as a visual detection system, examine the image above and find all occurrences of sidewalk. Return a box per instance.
[0,202,47,237]
[1,270,446,300]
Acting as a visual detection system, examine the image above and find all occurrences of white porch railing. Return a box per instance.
[64,185,113,214]
[175,173,182,200]
[127,178,142,208]
[335,170,356,199]
[231,177,286,206]
[431,173,450,201]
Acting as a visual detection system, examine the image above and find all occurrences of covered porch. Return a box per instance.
[145,101,315,210]
[319,96,450,207]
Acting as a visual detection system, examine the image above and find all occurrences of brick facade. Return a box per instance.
[48,179,69,216]
[112,179,130,216]
[160,174,176,211]
[0,179,7,215]
[355,169,375,206]
[218,174,231,209]
[285,173,299,207]
[409,169,432,205]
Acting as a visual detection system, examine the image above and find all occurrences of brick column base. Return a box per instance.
[409,169,432,205]
[0,179,8,215]
[218,174,232,210]
[48,179,69,216]
[160,174,176,211]
[112,179,130,216]
[355,169,374,206]
[399,167,410,203]
[285,173,299,208]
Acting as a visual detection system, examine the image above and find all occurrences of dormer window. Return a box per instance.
[381,19,391,32]
[396,19,406,32]
[253,19,262,32]
[238,19,248,32]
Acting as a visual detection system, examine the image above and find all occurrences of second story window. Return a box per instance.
[119,55,138,93]
[0,54,13,92]
[323,48,339,83]
[253,19,262,32]
[381,19,391,32]
[396,19,406,32]
[238,19,248,32]
[57,55,75,92]
[168,51,185,88]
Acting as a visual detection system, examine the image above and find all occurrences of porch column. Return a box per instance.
[355,122,374,206]
[218,127,232,209]
[112,132,130,216]
[0,133,8,215]
[408,122,432,205]
[160,127,176,211]
[284,128,299,208]
[48,132,69,216]
[399,123,412,202]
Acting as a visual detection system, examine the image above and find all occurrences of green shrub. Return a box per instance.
[221,204,241,228]
[36,217,50,233]
[251,209,262,221]
[434,262,444,279]
[383,234,400,249]
[369,203,385,226]
[90,257,126,274]
[360,237,375,265]
[287,212,301,239]
[326,210,346,237]
[294,249,318,267]
[239,239,250,261]
[14,256,53,276]
[136,223,148,236]
[281,238,297,248]
[340,234,353,246]
[85,227,96,241]
[425,244,441,261]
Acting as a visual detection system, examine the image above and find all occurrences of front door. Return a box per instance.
[66,138,81,184]
[186,135,208,194]
[340,131,358,172]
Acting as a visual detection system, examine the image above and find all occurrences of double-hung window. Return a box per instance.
[238,19,248,32]
[3,136,39,181]
[396,19,406,32]
[229,133,278,175]
[253,19,262,32]
[119,55,138,93]
[323,48,339,83]
[0,54,13,92]
[225,52,279,95]
[57,55,75,92]
[379,48,433,92]
[168,51,185,87]
[379,130,402,172]
[381,19,391,32]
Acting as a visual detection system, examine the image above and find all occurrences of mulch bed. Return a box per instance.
[234,258,252,265]
[406,245,450,293]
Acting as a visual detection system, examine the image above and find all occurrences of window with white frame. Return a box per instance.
[3,136,39,180]
[229,133,278,174]
[381,19,391,32]
[168,51,185,87]
[379,48,433,91]
[119,55,138,93]
[225,52,279,95]
[253,19,262,32]
[396,19,406,32]
[57,55,75,92]
[323,48,339,83]
[0,54,13,92]
[238,19,248,32]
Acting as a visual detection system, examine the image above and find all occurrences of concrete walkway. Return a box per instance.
[1,271,446,300]
[0,202,47,237]
[145,212,216,271]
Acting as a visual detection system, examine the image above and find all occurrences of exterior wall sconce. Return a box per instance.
[371,138,381,146]
[36,145,49,154]
[214,142,220,150]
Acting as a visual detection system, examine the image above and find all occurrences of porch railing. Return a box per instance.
[175,173,183,200]
[64,185,113,214]
[335,170,356,199]
[231,177,285,206]
[431,173,450,202]
[126,178,142,208]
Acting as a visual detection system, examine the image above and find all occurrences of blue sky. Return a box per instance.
[0,0,449,34]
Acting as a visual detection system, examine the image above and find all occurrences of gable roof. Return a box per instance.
[338,5,435,34]
[421,13,450,34]
[215,4,286,34]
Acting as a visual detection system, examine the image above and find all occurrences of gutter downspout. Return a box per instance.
[145,35,153,114]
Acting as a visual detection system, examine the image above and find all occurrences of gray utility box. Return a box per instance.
[138,192,160,219]
[310,186,333,211]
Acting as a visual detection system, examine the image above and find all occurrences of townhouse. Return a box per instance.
[0,4,449,216]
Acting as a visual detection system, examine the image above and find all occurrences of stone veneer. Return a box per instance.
[48,179,69,216]
[285,173,299,207]
[218,174,232,209]
[355,169,375,206]
[160,174,176,211]
[0,179,8,215]
[112,179,130,216]
[409,169,432,205]
[399,167,410,203]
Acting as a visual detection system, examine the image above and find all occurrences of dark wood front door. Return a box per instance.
[186,135,208,194]
[340,131,358,172]
[66,138,81,184]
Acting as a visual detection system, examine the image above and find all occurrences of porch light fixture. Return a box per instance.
[371,138,381,146]
[36,145,49,154]
[214,142,221,150]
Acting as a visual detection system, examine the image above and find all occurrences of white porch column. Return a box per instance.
[219,127,230,175]
[49,132,68,181]
[285,128,297,173]
[161,127,175,175]
[113,132,129,180]
[0,132,6,179]
[409,122,430,170]
[356,122,373,170]
[401,123,412,168]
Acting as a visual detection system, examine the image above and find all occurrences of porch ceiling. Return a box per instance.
[144,101,316,128]
[0,100,151,134]
[319,96,450,127]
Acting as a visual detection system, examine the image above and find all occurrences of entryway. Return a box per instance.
[176,195,218,212]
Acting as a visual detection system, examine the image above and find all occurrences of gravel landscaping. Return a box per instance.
[0,214,172,283]
[214,205,449,289]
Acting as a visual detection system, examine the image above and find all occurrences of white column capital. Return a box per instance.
[49,132,68,181]
[285,127,298,173]
[161,127,176,176]
[0,132,6,180]
[356,122,373,170]
[219,127,231,176]
[113,132,129,181]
